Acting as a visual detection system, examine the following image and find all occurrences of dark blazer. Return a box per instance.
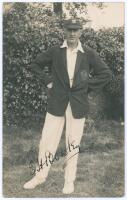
[31,44,112,118]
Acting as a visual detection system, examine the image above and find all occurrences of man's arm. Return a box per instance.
[30,47,54,87]
[88,49,112,94]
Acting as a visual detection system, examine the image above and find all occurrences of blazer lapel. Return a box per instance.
[74,51,84,75]
[61,48,70,86]
[59,48,84,88]
[72,51,84,87]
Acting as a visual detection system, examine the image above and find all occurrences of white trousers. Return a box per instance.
[37,103,85,183]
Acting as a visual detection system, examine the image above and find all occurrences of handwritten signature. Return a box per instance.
[29,140,80,175]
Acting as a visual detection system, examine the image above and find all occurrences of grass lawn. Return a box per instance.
[3,119,124,197]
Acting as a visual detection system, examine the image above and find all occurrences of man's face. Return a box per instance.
[64,28,82,45]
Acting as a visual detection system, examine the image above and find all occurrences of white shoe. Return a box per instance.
[62,182,74,194]
[23,175,46,189]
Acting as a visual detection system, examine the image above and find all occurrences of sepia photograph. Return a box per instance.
[2,1,125,198]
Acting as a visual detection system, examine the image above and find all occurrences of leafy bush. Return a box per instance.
[81,28,124,120]
[3,3,124,127]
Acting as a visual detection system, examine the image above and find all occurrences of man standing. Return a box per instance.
[23,19,112,194]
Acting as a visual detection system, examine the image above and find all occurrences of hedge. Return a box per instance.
[3,3,124,127]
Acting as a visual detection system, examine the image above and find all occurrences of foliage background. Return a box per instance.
[3,3,124,128]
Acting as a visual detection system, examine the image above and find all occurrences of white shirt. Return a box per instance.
[60,40,84,87]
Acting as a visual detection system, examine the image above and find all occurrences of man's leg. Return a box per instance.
[23,112,65,189]
[63,103,85,194]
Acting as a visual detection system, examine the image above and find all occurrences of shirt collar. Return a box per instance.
[60,40,84,53]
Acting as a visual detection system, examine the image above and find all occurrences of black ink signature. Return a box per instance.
[29,140,80,175]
